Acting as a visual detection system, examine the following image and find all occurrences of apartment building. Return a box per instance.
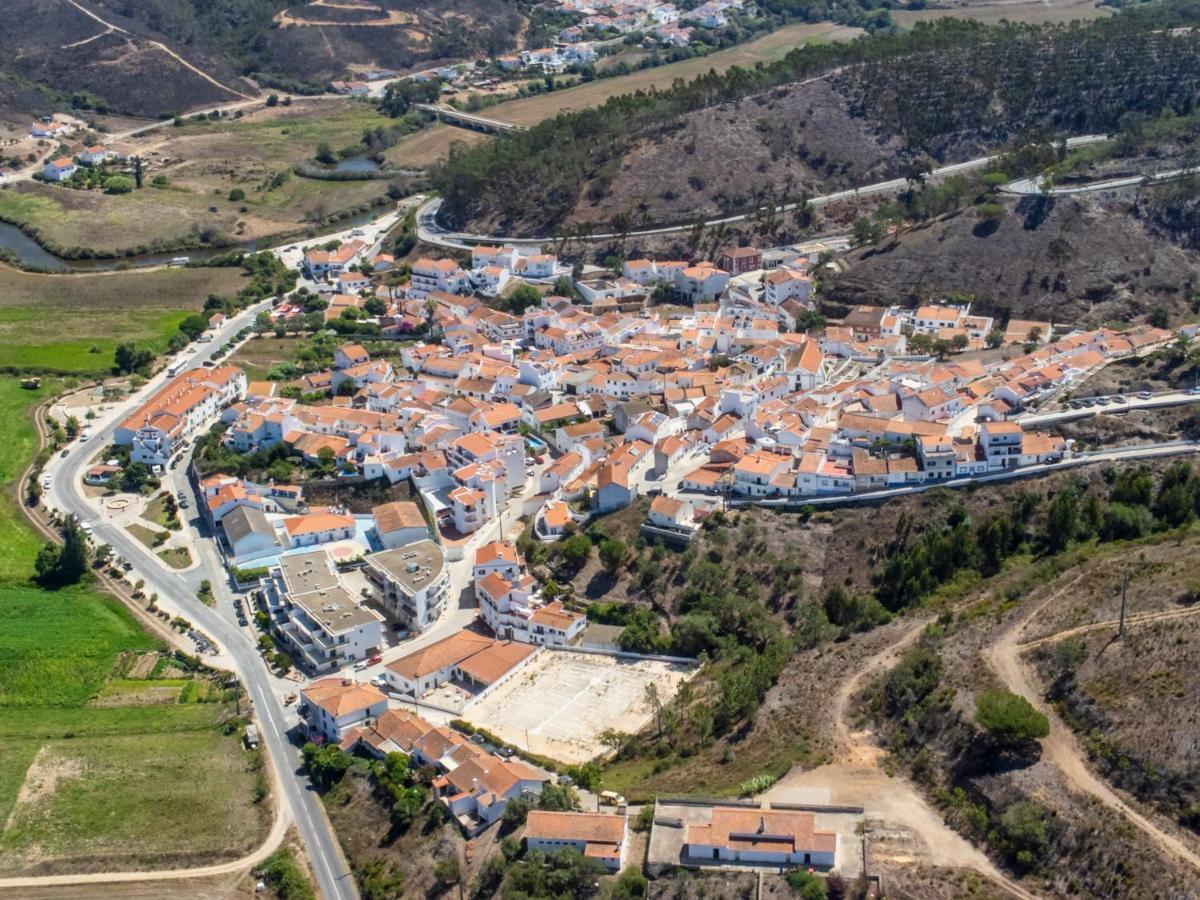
[363,540,449,631]
[266,549,384,673]
[114,366,246,468]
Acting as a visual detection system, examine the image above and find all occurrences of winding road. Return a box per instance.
[34,306,359,900]
[988,567,1200,874]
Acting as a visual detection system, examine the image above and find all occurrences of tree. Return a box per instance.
[114,342,154,374]
[986,327,1006,349]
[228,188,245,202]
[178,314,210,340]
[501,796,531,830]
[363,296,387,316]
[974,690,1049,747]
[537,782,580,811]
[433,856,460,885]
[121,461,152,492]
[104,175,133,194]
[558,533,592,569]
[301,742,351,789]
[315,142,336,165]
[784,868,827,899]
[266,93,279,107]
[504,283,542,314]
[950,332,969,351]
[611,866,648,899]
[36,517,90,588]
[1148,306,1171,329]
[598,538,626,574]
[1043,489,1077,553]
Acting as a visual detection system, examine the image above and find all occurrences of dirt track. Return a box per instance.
[988,570,1200,874]
[769,609,1039,900]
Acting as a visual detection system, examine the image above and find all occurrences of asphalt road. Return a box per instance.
[44,304,358,900]
[1003,164,1200,197]
[416,134,1112,248]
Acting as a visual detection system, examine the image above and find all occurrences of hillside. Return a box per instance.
[0,0,527,120]
[2,0,255,119]
[822,194,1200,327]
[93,0,527,91]
[434,4,1200,234]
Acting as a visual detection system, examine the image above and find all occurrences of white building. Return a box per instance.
[266,550,384,673]
[301,678,388,742]
[363,540,449,631]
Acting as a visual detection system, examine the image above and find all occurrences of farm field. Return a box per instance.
[488,22,863,127]
[384,123,489,168]
[0,378,269,875]
[0,264,247,373]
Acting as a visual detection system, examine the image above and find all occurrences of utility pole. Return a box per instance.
[1118,568,1130,640]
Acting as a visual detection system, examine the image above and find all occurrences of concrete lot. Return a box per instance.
[648,799,865,879]
[466,650,693,763]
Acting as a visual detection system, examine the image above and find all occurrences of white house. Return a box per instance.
[525,811,628,872]
[371,500,428,549]
[410,258,467,298]
[684,808,838,869]
[43,157,77,181]
[79,145,110,166]
[281,513,355,548]
[301,678,388,742]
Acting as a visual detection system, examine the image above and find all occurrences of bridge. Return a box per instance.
[414,103,527,134]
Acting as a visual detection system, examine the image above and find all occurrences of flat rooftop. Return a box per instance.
[365,540,445,595]
[277,548,340,595]
[290,584,380,633]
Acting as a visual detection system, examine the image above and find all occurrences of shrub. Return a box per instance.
[975,690,1049,747]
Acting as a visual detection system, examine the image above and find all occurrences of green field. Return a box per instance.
[0,377,268,874]
[0,263,247,373]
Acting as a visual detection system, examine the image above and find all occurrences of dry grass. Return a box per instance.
[384,123,489,167]
[892,0,1111,28]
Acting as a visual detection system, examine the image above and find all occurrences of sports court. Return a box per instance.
[466,650,693,763]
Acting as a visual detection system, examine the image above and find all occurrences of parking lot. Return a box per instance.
[465,650,694,764]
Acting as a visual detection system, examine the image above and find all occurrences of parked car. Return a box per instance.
[353,661,368,671]
[1113,394,1127,404]
[1137,391,1153,400]
[60,448,69,457]
[368,653,382,664]
[370,675,387,688]
[179,498,189,509]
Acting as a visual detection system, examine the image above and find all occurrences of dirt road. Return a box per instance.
[988,573,1200,873]
[771,612,1040,900]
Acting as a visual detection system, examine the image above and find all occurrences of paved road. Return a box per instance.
[1017,390,1200,427]
[1003,163,1200,197]
[416,134,1112,248]
[44,306,358,900]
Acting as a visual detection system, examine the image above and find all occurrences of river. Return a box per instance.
[0,205,389,272]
